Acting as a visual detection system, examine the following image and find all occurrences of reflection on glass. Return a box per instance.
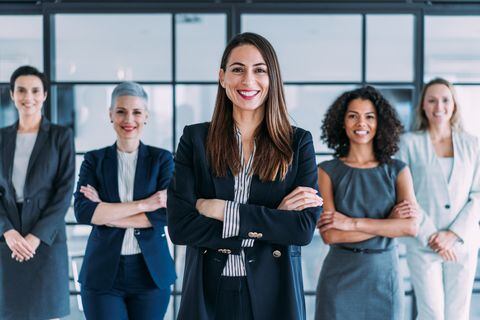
[56,85,173,152]
[0,85,17,127]
[455,85,480,138]
[376,87,414,131]
[175,85,217,147]
[285,85,356,153]
[0,15,43,81]
[367,15,414,82]
[176,14,226,81]
[55,14,172,81]
[242,14,362,81]
[425,16,480,82]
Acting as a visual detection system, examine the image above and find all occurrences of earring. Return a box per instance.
[144,122,147,125]
[110,120,113,123]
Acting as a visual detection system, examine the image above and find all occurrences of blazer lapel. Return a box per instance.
[25,117,49,181]
[104,143,121,203]
[2,122,17,185]
[133,142,150,200]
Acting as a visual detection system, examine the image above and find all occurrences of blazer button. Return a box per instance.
[134,230,141,236]
[248,232,256,238]
[25,198,31,204]
[257,233,263,239]
[445,204,451,209]
[218,249,226,254]
[226,249,232,254]
[273,250,282,258]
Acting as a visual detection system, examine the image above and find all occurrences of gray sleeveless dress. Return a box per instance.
[315,158,406,320]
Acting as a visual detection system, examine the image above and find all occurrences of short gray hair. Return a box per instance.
[110,81,148,110]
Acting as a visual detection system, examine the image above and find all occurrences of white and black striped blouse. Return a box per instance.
[221,129,256,277]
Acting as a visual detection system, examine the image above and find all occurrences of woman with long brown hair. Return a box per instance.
[167,32,322,320]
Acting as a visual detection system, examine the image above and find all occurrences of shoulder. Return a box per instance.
[318,158,339,177]
[83,146,110,161]
[400,131,425,144]
[388,158,407,173]
[183,122,210,136]
[456,130,479,146]
[145,144,173,160]
[292,126,313,148]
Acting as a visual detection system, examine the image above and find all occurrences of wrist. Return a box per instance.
[137,200,147,212]
[350,218,359,231]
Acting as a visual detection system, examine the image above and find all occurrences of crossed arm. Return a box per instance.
[79,185,166,228]
[317,166,419,245]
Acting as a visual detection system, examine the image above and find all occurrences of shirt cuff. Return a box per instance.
[242,239,255,247]
[222,200,240,238]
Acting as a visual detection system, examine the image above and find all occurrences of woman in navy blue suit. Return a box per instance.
[168,32,323,320]
[74,82,175,320]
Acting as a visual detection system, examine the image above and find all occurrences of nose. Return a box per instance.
[241,70,255,85]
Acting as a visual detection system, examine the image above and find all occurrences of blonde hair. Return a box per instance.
[415,78,463,131]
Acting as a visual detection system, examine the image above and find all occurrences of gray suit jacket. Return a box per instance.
[0,117,75,319]
[397,130,480,247]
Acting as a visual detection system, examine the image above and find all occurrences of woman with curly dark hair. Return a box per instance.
[315,86,419,320]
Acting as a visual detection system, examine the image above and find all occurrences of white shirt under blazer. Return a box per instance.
[397,130,480,247]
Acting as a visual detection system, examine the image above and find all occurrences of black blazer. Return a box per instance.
[74,142,176,290]
[0,117,74,319]
[167,123,321,320]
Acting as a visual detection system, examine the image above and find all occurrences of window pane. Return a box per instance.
[425,16,480,82]
[55,85,173,152]
[456,85,480,138]
[0,85,17,127]
[367,15,414,82]
[242,14,362,81]
[0,15,43,81]
[376,87,414,131]
[175,85,217,147]
[176,14,226,81]
[55,14,172,81]
[285,85,356,153]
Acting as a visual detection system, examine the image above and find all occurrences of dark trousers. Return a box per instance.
[81,254,170,320]
[213,276,254,320]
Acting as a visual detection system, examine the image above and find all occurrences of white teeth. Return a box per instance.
[354,130,368,135]
[434,112,445,116]
[239,91,258,97]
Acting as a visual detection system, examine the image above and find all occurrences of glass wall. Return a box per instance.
[1,4,480,320]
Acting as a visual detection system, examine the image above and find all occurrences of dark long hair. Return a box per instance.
[206,32,293,182]
[321,86,403,164]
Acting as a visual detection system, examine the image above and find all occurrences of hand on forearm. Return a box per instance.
[389,200,419,219]
[106,213,152,229]
[196,199,226,221]
[278,186,323,211]
[317,211,355,233]
[428,230,459,252]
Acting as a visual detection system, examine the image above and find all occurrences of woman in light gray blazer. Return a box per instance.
[397,78,480,320]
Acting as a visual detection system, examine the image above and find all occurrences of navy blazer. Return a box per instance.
[74,142,176,290]
[167,123,321,320]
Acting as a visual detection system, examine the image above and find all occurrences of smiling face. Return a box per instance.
[219,44,269,115]
[422,83,455,128]
[109,95,148,142]
[10,75,47,118]
[344,98,378,146]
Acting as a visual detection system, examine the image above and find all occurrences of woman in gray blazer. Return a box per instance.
[0,66,75,320]
[397,78,480,320]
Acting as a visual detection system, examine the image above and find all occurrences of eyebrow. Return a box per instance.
[347,111,376,115]
[228,62,267,68]
[16,86,42,90]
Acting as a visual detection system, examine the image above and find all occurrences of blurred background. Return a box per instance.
[1,0,480,319]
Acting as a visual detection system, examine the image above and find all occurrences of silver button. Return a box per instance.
[257,233,263,239]
[134,230,141,236]
[226,249,232,254]
[273,250,282,258]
